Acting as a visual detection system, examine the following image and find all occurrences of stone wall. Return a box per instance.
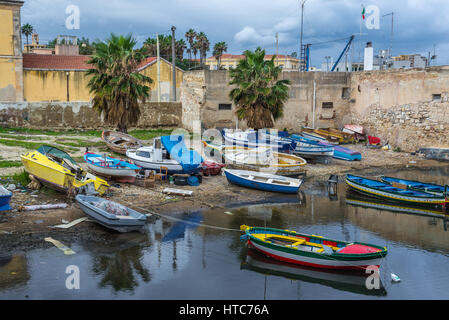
[0,101,181,130]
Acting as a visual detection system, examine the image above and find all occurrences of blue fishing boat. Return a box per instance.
[84,152,141,183]
[290,134,334,162]
[0,186,12,212]
[293,134,361,161]
[224,169,303,194]
[345,174,448,208]
[223,129,296,153]
[380,176,447,197]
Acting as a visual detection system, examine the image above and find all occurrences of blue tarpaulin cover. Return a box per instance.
[160,135,203,173]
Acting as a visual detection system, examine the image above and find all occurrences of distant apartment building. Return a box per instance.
[206,54,300,70]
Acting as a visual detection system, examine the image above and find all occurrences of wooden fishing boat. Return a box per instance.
[240,225,387,270]
[101,130,143,155]
[290,134,334,162]
[380,176,447,197]
[76,195,147,232]
[21,145,109,196]
[242,249,387,296]
[0,186,12,211]
[293,135,361,161]
[315,128,355,144]
[224,169,303,194]
[84,152,141,183]
[300,127,331,142]
[222,146,307,176]
[223,129,296,153]
[345,174,448,208]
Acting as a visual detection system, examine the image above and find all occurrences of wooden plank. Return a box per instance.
[162,188,193,196]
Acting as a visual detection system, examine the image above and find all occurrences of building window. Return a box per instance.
[322,102,334,109]
[219,103,232,110]
[432,94,441,101]
[342,87,350,100]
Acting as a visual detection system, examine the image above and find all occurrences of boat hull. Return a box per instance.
[0,186,12,211]
[76,195,146,233]
[102,130,142,155]
[86,163,137,183]
[127,157,185,174]
[346,174,447,208]
[224,169,301,194]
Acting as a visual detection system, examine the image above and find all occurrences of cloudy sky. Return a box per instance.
[21,0,449,67]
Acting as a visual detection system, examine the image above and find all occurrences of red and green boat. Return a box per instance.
[240,225,387,271]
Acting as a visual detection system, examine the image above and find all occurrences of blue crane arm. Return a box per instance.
[330,35,355,72]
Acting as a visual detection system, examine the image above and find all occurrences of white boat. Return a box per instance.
[126,145,184,174]
[223,129,296,153]
[222,146,307,176]
[223,169,303,194]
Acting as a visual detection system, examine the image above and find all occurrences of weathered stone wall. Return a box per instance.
[0,101,181,129]
[349,67,449,152]
[181,71,205,131]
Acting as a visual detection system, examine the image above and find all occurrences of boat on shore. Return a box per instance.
[292,135,361,161]
[101,130,142,155]
[126,135,202,174]
[84,152,141,183]
[345,174,448,208]
[315,128,355,144]
[0,186,12,211]
[221,146,307,176]
[240,225,387,270]
[380,176,447,197]
[290,134,334,162]
[21,145,109,196]
[224,169,303,194]
[223,129,296,153]
[76,195,147,232]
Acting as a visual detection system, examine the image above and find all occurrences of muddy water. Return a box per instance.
[0,167,448,299]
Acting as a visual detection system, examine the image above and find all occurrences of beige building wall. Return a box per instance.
[0,1,24,102]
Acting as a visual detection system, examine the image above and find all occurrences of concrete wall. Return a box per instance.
[0,101,182,129]
[139,61,183,102]
[0,2,23,102]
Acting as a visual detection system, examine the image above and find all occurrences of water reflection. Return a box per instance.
[241,249,387,297]
[0,255,30,291]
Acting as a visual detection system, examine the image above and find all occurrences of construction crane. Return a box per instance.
[330,35,355,72]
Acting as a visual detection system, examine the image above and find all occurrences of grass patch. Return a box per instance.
[0,139,78,152]
[128,129,174,140]
[0,160,23,168]
[0,127,102,137]
[1,170,32,186]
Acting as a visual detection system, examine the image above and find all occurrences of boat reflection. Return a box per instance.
[346,192,449,222]
[241,249,387,297]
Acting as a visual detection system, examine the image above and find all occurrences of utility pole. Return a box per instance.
[299,0,307,71]
[171,26,177,101]
[156,33,161,102]
[383,12,394,60]
[275,32,278,67]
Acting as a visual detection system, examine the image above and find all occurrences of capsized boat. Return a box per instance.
[224,169,303,194]
[126,135,202,174]
[21,145,109,195]
[221,146,307,177]
[76,195,147,232]
[0,186,12,211]
[101,130,142,155]
[223,129,297,153]
[345,174,448,208]
[380,176,447,197]
[240,225,387,270]
[84,152,141,183]
[241,249,387,296]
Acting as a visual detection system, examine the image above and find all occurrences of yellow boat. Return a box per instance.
[21,145,109,196]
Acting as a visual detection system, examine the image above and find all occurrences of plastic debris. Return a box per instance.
[21,203,68,211]
[52,217,88,229]
[162,188,193,196]
[391,273,401,283]
[224,211,233,215]
[44,237,76,255]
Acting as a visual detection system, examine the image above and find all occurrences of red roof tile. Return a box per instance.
[23,54,92,70]
[137,56,157,70]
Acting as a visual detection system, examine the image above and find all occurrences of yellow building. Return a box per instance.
[0,1,183,103]
[22,54,184,102]
[0,0,24,102]
[206,53,300,71]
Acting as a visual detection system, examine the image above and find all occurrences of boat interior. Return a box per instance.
[252,233,338,254]
[239,173,295,186]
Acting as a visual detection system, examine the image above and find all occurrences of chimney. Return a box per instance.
[364,42,374,71]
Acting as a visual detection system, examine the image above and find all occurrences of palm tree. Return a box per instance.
[185,28,197,65]
[86,34,153,133]
[176,39,187,60]
[213,41,228,70]
[229,47,291,130]
[192,41,200,65]
[195,32,210,65]
[21,23,34,53]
